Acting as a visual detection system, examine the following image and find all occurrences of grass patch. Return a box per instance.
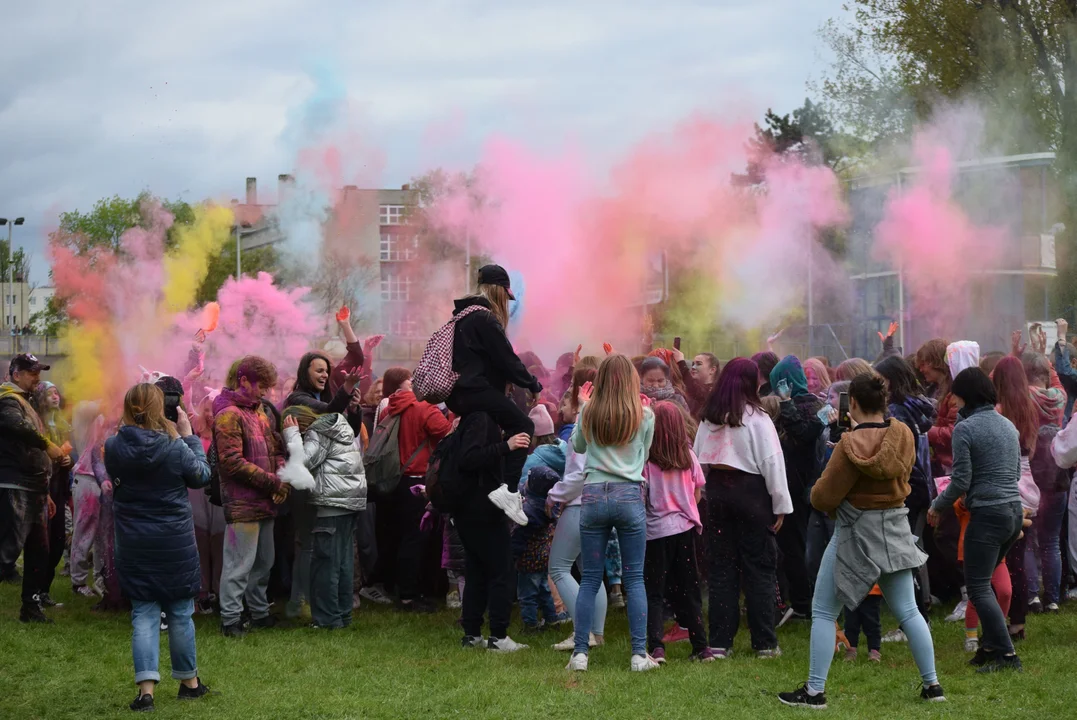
[2,583,1076,719]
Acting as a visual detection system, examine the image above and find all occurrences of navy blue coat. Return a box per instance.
[105,427,211,603]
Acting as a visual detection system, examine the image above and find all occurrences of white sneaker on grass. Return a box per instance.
[964,636,979,653]
[488,636,529,653]
[566,653,589,672]
[945,599,967,623]
[553,632,599,651]
[487,484,528,525]
[631,654,661,672]
[882,629,907,643]
[359,585,392,605]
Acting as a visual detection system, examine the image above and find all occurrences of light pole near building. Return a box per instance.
[0,217,25,333]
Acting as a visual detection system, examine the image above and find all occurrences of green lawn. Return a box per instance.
[2,582,1076,719]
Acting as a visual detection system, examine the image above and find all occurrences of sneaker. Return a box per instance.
[630,654,661,672]
[249,614,278,629]
[690,647,718,663]
[35,592,61,608]
[964,636,979,653]
[461,635,487,648]
[19,604,53,624]
[446,589,461,609]
[566,653,589,671]
[549,611,571,626]
[608,589,625,609]
[553,632,599,651]
[757,647,783,659]
[868,649,882,663]
[882,629,907,643]
[1028,596,1043,614]
[777,608,807,628]
[220,622,247,638]
[73,584,98,598]
[920,683,946,702]
[662,624,690,644]
[1067,587,1077,601]
[844,647,858,662]
[92,576,106,596]
[129,693,155,712]
[779,684,827,706]
[522,621,547,635]
[359,585,392,605]
[708,647,731,659]
[1047,602,1060,613]
[487,484,528,525]
[177,679,218,701]
[196,597,215,615]
[397,598,438,614]
[160,612,168,632]
[488,636,529,653]
[976,654,1023,673]
[651,647,667,664]
[945,599,967,623]
[778,684,827,710]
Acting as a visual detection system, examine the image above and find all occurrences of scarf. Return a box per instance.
[769,356,811,399]
[1030,385,1065,428]
[642,385,676,402]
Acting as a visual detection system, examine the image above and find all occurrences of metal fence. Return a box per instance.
[0,335,65,358]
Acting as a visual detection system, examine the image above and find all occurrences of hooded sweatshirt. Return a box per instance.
[811,419,914,513]
[302,413,367,513]
[383,390,453,476]
[512,465,561,572]
[213,387,286,523]
[449,296,540,395]
[769,356,825,503]
[0,382,61,493]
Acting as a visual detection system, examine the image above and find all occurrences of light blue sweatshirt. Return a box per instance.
[570,405,655,484]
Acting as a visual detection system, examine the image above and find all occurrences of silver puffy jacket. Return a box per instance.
[303,414,367,512]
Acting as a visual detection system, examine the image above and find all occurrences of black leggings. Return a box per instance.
[447,386,534,493]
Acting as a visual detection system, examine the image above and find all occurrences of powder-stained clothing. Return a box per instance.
[642,454,705,541]
[694,407,792,515]
[0,382,60,493]
[932,405,1021,514]
[213,388,285,524]
[511,467,562,574]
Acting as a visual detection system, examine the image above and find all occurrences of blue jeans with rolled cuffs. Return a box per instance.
[131,598,198,684]
[574,482,647,656]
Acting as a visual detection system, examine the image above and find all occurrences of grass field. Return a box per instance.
[3,582,1077,720]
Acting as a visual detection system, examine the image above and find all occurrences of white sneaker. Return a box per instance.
[964,636,979,653]
[945,599,967,623]
[882,629,907,643]
[446,589,462,609]
[631,654,661,672]
[359,585,392,605]
[566,653,589,671]
[553,632,598,651]
[1067,587,1077,601]
[487,484,528,526]
[488,636,529,653]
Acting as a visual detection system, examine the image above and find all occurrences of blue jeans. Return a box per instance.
[605,529,622,586]
[548,505,607,635]
[807,527,937,693]
[518,572,558,627]
[131,598,197,684]
[574,482,647,655]
[1036,490,1067,604]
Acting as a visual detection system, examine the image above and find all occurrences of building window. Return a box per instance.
[388,316,419,338]
[380,234,418,261]
[379,205,406,225]
[29,297,36,307]
[380,276,412,301]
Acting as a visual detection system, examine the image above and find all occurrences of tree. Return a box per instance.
[739,98,855,185]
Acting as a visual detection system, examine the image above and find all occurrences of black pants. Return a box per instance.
[1006,533,1028,626]
[310,513,356,629]
[40,469,69,596]
[447,386,534,493]
[965,502,1023,654]
[844,594,882,651]
[644,529,706,654]
[776,493,812,616]
[0,488,50,607]
[706,469,779,651]
[455,515,512,639]
[353,505,377,587]
[372,479,428,600]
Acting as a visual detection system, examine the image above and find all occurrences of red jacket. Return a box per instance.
[383,391,453,477]
[928,392,958,471]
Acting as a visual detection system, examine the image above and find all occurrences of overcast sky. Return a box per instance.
[2,0,847,281]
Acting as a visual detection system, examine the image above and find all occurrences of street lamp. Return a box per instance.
[0,217,25,333]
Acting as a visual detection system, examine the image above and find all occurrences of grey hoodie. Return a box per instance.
[302,413,367,513]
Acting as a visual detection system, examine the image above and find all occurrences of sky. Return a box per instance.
[1,0,847,282]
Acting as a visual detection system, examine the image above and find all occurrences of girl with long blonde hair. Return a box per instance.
[567,354,657,673]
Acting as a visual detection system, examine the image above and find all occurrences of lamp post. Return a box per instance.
[0,217,25,333]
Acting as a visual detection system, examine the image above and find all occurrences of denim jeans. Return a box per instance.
[548,505,607,635]
[575,482,647,655]
[964,502,1023,654]
[517,571,558,627]
[131,598,197,684]
[604,529,622,586]
[807,527,937,693]
[310,513,357,629]
[1036,490,1067,604]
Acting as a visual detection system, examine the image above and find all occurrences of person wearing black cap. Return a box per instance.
[445,265,540,524]
[0,354,71,622]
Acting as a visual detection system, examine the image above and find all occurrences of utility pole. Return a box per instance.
[0,218,25,333]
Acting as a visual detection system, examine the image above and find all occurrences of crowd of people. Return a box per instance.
[3,264,1077,712]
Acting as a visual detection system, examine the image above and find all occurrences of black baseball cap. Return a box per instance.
[477,264,515,300]
[9,354,50,376]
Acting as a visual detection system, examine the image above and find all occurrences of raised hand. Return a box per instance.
[578,381,594,404]
[342,369,363,394]
[602,342,614,356]
[363,334,386,354]
[176,407,193,438]
[573,344,583,365]
[878,321,898,343]
[1011,330,1027,357]
[336,305,351,323]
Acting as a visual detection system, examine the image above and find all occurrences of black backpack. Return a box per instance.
[204,429,223,506]
[425,431,470,513]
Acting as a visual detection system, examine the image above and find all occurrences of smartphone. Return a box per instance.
[838,392,851,429]
[776,378,790,398]
[163,392,182,423]
[673,336,681,350]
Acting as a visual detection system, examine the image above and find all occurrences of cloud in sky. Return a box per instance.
[0,0,845,280]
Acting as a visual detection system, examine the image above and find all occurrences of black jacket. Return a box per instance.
[888,395,936,510]
[776,394,826,505]
[450,297,539,394]
[105,427,211,602]
[453,412,510,522]
[0,384,52,493]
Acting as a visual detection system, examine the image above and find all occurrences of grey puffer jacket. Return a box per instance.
[303,413,367,512]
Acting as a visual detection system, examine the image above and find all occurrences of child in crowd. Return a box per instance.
[642,401,711,663]
[843,586,883,662]
[512,466,569,632]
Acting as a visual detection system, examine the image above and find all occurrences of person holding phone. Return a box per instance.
[779,373,943,709]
